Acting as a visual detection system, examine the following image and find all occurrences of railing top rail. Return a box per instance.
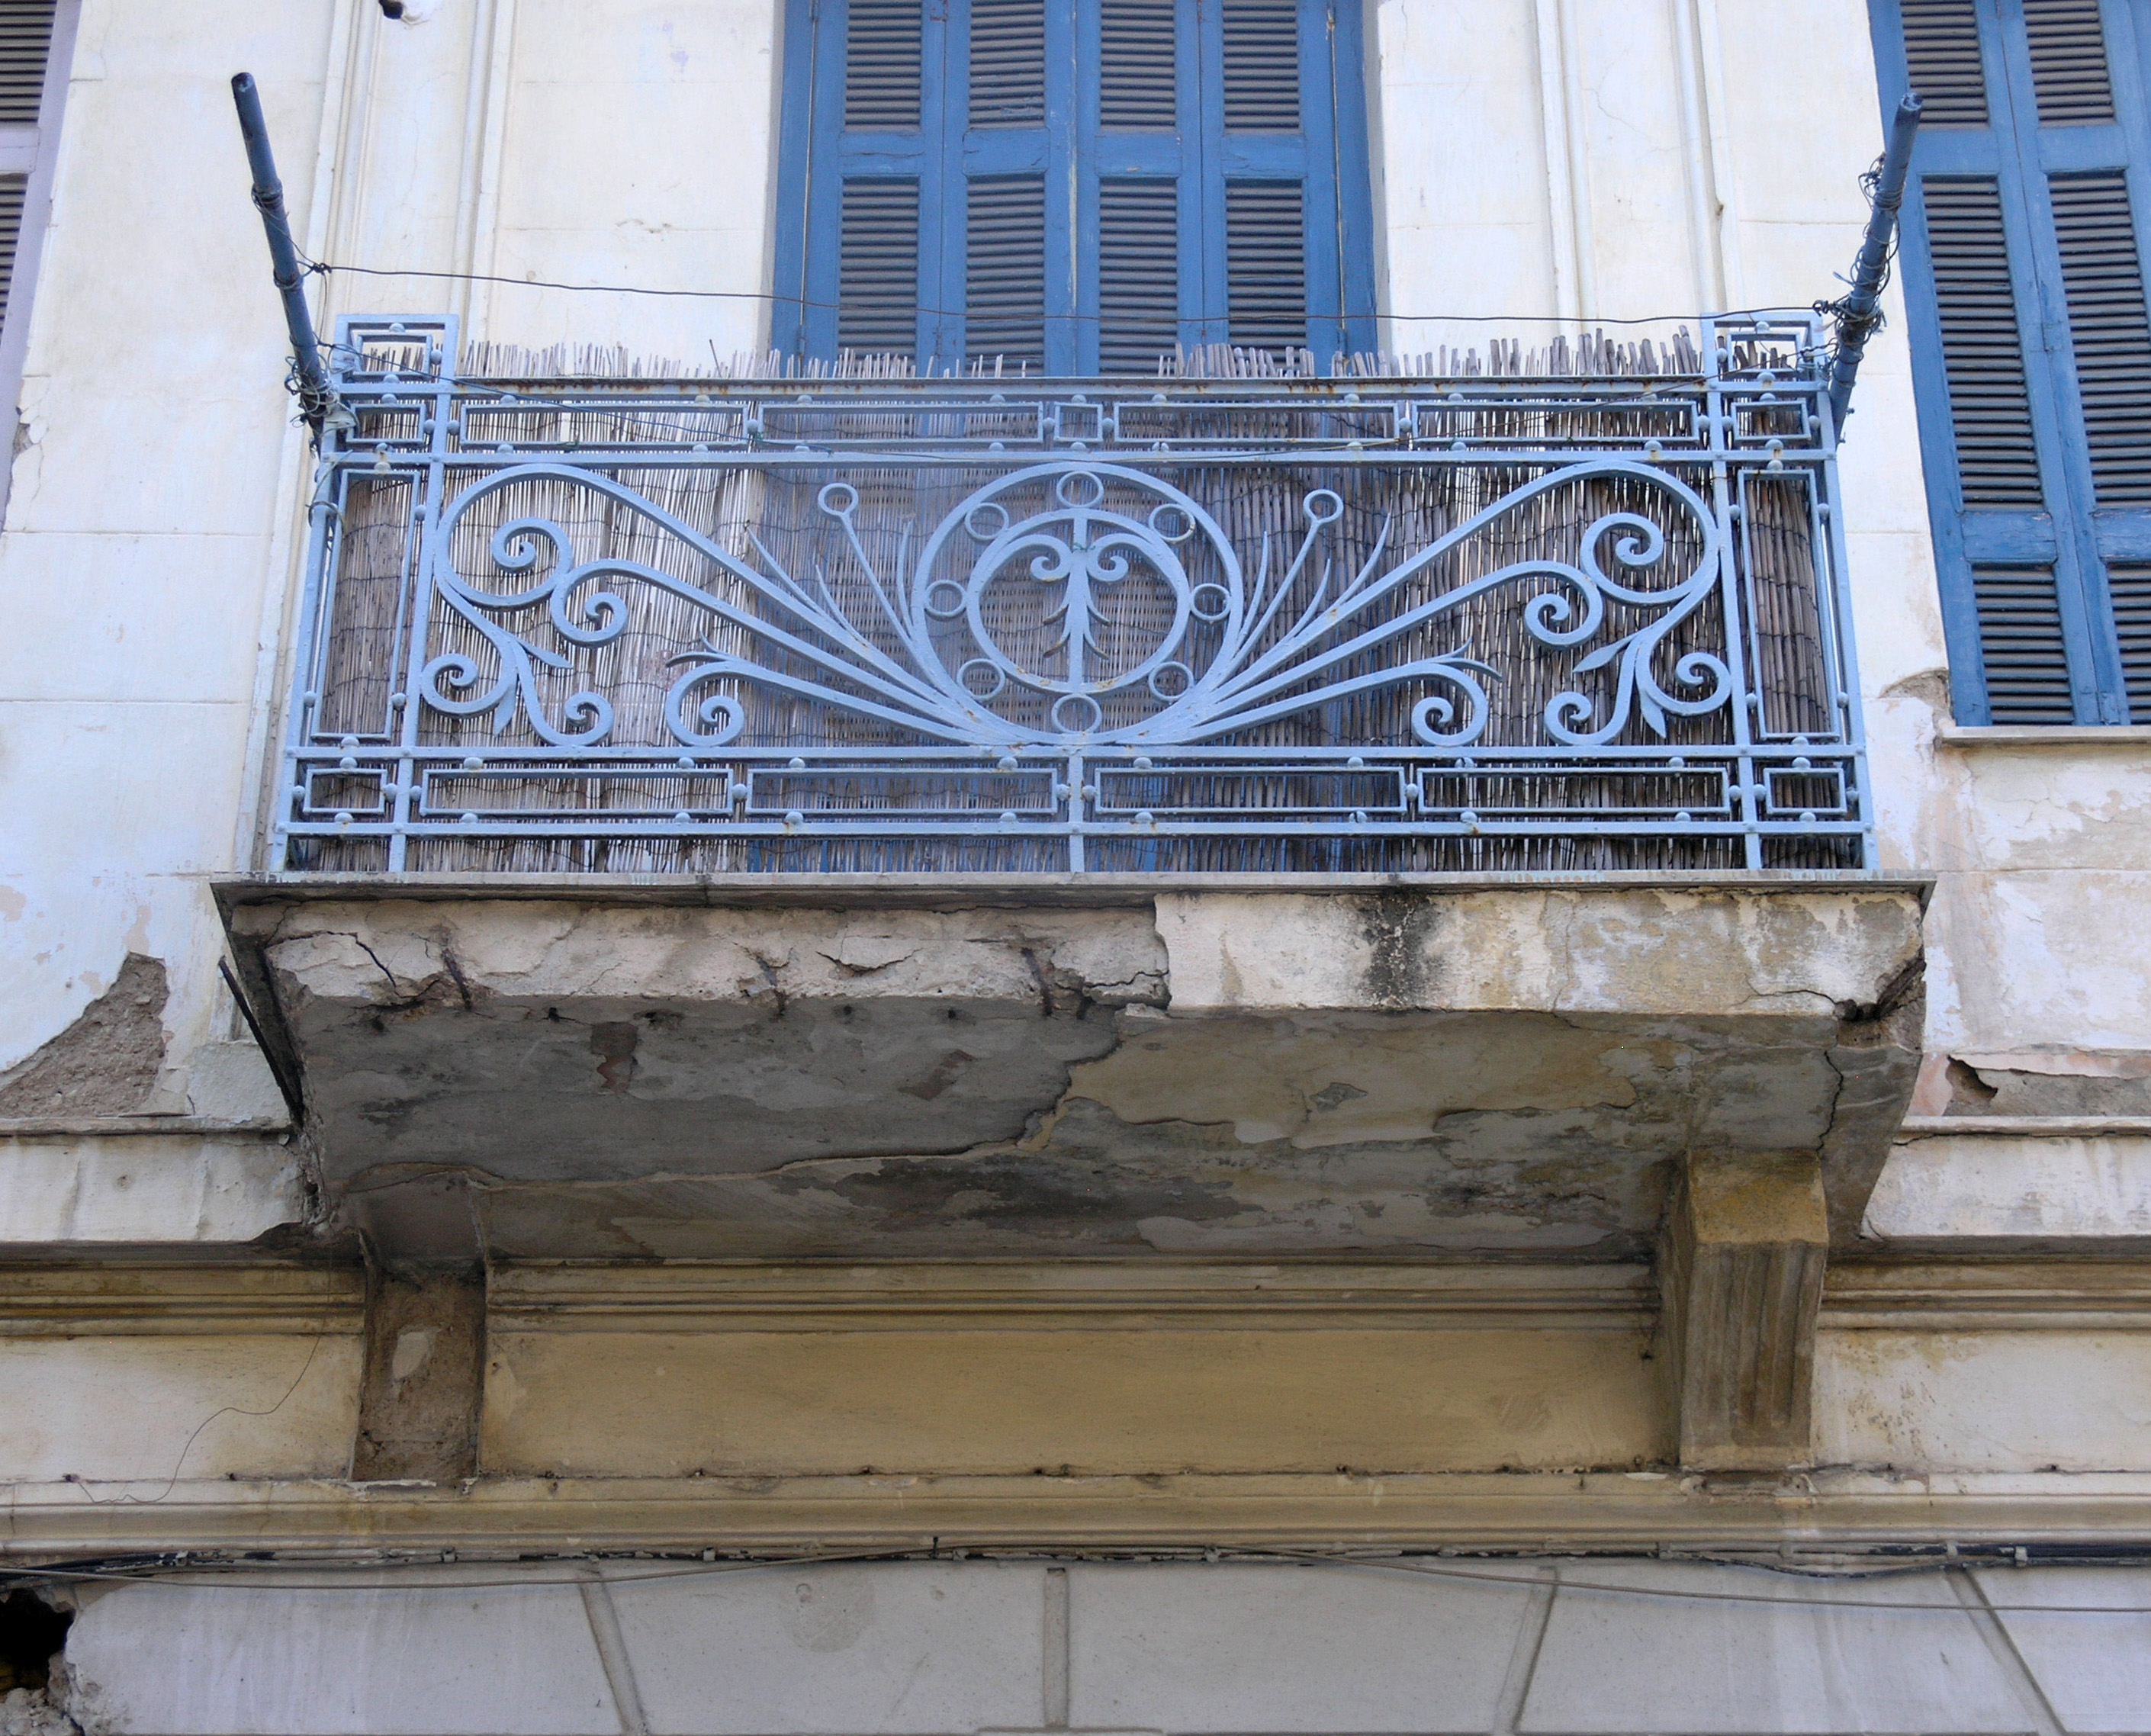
[323,312,1829,404]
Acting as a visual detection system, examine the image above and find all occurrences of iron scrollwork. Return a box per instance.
[417,457,1730,754]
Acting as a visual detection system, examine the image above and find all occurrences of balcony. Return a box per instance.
[227,318,1920,1474]
[275,313,1869,877]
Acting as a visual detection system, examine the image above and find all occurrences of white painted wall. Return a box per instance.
[51,1558,2137,1736]
[0,4,2142,1223]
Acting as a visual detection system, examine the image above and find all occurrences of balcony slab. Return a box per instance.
[218,876,1926,1262]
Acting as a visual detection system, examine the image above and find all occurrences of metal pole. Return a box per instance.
[1825,93,1924,426]
[230,71,346,433]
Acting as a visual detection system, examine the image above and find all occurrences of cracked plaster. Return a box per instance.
[229,886,1924,1261]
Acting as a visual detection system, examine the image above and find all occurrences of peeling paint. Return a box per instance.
[231,889,1922,1261]
[0,955,169,1119]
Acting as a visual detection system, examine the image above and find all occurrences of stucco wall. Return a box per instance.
[0,1,2147,1500]
[5,0,2136,1129]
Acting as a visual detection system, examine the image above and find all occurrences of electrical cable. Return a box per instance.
[299,255,1815,334]
[7,1544,2151,1613]
[0,1548,933,1595]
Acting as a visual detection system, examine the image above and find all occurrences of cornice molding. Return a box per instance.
[0,1265,363,1337]
[4,1258,2145,1338]
[6,1470,2151,1559]
[0,1116,292,1140]
[1897,1116,2151,1138]
[487,1260,1660,1334]
[213,870,1937,913]
[1820,1259,2151,1331]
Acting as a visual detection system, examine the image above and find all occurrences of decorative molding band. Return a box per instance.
[1896,1117,2151,1139]
[487,1261,1660,1335]
[0,1264,364,1337]
[1821,1259,2151,1331]
[215,870,1935,912]
[2,1256,2142,1339]
[6,1470,2151,1559]
[0,1116,292,1140]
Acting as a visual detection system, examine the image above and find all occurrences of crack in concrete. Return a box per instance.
[1551,893,1580,1016]
[1019,947,1058,1019]
[816,948,918,976]
[1818,1047,1853,1160]
[742,950,789,1020]
[439,948,476,1012]
[268,930,406,999]
[1835,950,1927,1027]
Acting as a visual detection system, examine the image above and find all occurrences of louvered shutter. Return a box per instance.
[1225,182,1305,355]
[0,175,23,326]
[1221,0,1301,131]
[1902,0,1991,122]
[2048,171,2151,506]
[844,0,921,127]
[1972,566,2075,721]
[965,175,1045,370]
[1097,179,1178,373]
[833,0,927,360]
[2108,564,2151,714]
[1922,177,2044,506]
[0,0,54,125]
[1879,0,2151,722]
[2024,0,2114,121]
[1099,0,1175,128]
[1094,0,1178,372]
[1217,0,1307,362]
[0,0,55,339]
[967,0,1043,127]
[838,179,921,355]
[959,0,1047,371]
[772,0,1374,375]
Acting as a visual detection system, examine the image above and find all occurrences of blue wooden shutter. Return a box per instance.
[1088,0,1185,373]
[0,0,55,325]
[773,0,950,365]
[774,0,1376,375]
[1875,0,2151,722]
[0,175,23,326]
[960,0,1054,371]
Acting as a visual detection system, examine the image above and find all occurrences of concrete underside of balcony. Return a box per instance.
[218,873,1928,1265]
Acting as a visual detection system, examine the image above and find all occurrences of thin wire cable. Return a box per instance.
[1247,1548,2151,1615]
[301,256,1809,333]
[7,1545,2151,1613]
[0,1547,928,1594]
[56,1337,326,1509]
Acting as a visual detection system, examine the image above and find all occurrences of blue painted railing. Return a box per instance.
[275,313,1870,875]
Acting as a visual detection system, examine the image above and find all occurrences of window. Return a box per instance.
[771,0,1378,375]
[0,0,70,519]
[1873,0,2151,723]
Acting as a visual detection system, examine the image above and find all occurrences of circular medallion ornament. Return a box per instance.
[906,464,1244,741]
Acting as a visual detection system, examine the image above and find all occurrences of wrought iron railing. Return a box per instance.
[275,313,1870,875]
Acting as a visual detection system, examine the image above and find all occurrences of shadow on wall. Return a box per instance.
[0,1589,72,1696]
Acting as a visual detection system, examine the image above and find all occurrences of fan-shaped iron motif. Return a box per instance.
[420,458,1729,754]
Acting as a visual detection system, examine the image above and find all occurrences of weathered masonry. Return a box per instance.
[179,309,1918,1490]
[5,1,2151,1731]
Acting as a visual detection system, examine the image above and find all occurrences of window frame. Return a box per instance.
[769,0,1379,375]
[1871,0,2151,723]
